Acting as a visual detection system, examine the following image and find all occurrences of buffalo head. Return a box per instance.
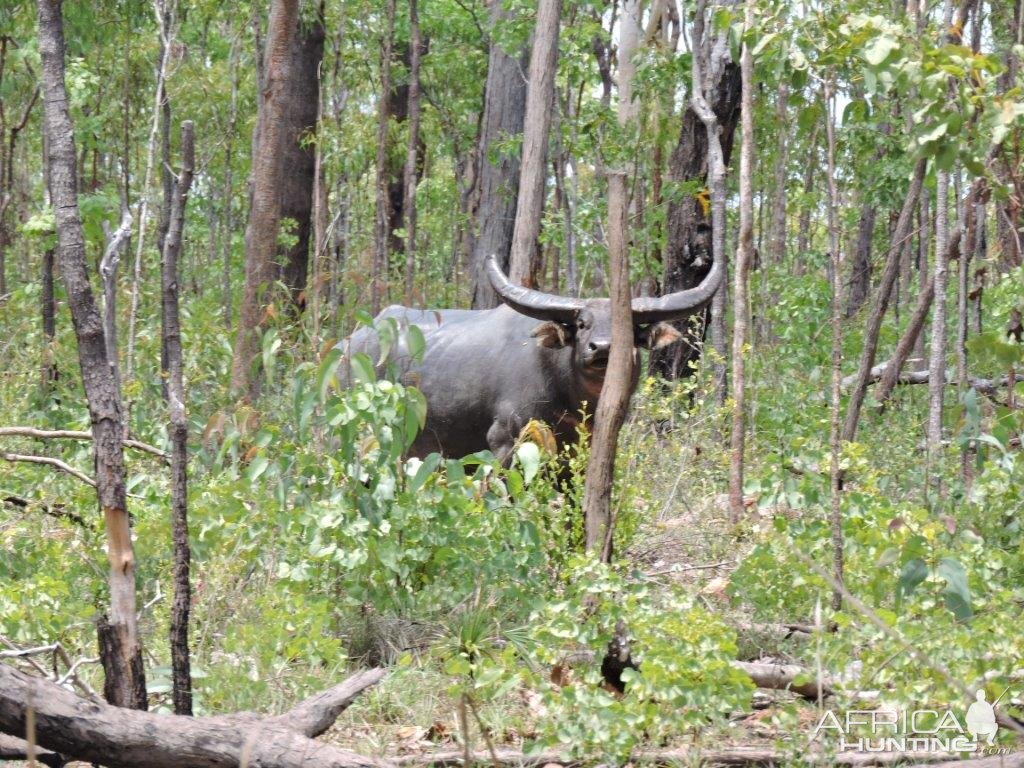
[484,254,724,380]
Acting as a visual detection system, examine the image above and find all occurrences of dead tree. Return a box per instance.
[230,0,300,398]
[0,664,386,768]
[161,120,195,715]
[36,0,146,709]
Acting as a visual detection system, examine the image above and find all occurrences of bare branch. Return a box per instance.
[1,452,96,487]
[0,427,168,460]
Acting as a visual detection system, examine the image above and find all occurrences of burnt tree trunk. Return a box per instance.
[470,2,528,308]
[648,54,740,380]
[161,120,195,716]
[230,0,300,397]
[278,5,325,309]
[845,204,877,317]
[508,0,561,288]
[36,0,146,709]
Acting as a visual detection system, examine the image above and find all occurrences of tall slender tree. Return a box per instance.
[507,0,561,287]
[371,0,397,315]
[728,0,754,524]
[230,0,300,397]
[36,0,146,709]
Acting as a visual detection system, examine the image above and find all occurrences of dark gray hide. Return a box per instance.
[338,255,722,463]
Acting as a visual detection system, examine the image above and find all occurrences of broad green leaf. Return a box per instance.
[937,557,973,620]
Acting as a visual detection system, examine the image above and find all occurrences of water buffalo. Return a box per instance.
[339,254,722,463]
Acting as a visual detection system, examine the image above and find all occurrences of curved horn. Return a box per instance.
[630,253,724,324]
[485,254,585,322]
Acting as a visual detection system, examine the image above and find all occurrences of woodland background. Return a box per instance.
[1,0,1024,763]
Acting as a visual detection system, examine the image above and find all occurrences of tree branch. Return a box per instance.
[0,427,168,460]
[0,452,96,486]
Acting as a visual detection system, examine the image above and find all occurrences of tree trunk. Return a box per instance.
[728,1,754,524]
[36,0,147,709]
[221,36,241,326]
[767,80,788,265]
[371,0,397,315]
[794,122,818,267]
[845,204,876,317]
[161,120,195,716]
[648,37,740,380]
[230,0,300,398]
[402,0,422,304]
[469,2,528,308]
[0,664,385,768]
[841,158,927,445]
[926,163,950,497]
[278,4,325,309]
[41,247,57,386]
[507,0,561,288]
[823,78,844,611]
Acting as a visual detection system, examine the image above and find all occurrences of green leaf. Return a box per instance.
[318,347,344,401]
[864,35,899,66]
[896,557,928,609]
[246,455,269,482]
[408,453,441,493]
[349,353,376,384]
[937,557,973,620]
[406,325,426,362]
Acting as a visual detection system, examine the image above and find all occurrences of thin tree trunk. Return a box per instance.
[36,0,147,709]
[371,0,396,315]
[221,36,240,327]
[845,205,876,317]
[582,0,639,559]
[469,2,528,308]
[279,4,325,309]
[767,80,788,265]
[402,0,422,304]
[794,123,818,267]
[927,163,951,497]
[230,0,300,398]
[912,185,931,369]
[508,0,561,288]
[841,158,927,445]
[728,1,754,524]
[823,77,844,611]
[41,247,57,385]
[875,268,937,408]
[161,120,195,716]
[126,0,175,379]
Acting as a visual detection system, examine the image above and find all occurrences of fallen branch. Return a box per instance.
[0,452,96,487]
[841,365,1009,395]
[2,494,89,527]
[0,426,168,460]
[734,659,832,699]
[0,663,388,768]
[0,733,65,768]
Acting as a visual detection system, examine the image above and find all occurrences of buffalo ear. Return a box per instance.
[532,322,572,348]
[640,322,682,349]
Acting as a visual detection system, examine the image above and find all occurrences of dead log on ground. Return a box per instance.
[841,364,1008,394]
[0,664,388,768]
[0,733,65,768]
[0,426,168,461]
[733,659,832,699]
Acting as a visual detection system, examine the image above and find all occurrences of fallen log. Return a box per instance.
[734,659,832,699]
[841,363,1008,394]
[0,426,168,461]
[0,733,65,767]
[0,663,389,768]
